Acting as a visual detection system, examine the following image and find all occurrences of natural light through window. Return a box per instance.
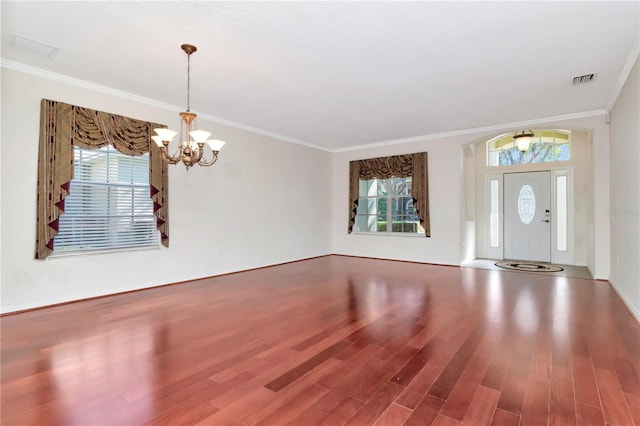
[490,179,499,247]
[557,175,567,251]
[356,177,423,234]
[52,145,158,255]
[487,130,571,167]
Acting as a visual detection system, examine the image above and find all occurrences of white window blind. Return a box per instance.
[52,145,159,255]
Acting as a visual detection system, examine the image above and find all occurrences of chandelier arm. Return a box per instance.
[191,143,205,164]
[160,144,183,164]
[197,151,220,167]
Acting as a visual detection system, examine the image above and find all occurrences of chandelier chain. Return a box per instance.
[186,52,191,112]
[152,43,225,170]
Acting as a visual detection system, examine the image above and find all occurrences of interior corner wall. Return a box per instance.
[609,54,640,320]
[330,136,467,266]
[0,67,332,313]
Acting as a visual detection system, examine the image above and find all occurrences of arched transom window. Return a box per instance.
[487,129,571,167]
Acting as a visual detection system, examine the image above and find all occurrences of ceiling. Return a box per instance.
[2,1,638,151]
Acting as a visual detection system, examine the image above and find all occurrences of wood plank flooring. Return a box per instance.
[2,255,639,425]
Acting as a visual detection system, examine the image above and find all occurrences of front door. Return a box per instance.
[504,171,551,262]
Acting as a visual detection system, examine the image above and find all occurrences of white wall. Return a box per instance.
[330,138,464,265]
[1,68,332,313]
[330,115,611,279]
[2,64,620,313]
[609,55,640,320]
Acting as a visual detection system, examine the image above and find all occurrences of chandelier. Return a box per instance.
[513,129,534,152]
[152,44,225,170]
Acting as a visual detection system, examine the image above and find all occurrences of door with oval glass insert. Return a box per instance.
[504,171,551,262]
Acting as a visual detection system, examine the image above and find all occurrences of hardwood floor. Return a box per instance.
[2,255,639,425]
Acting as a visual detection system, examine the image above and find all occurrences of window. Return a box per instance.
[556,175,567,251]
[36,99,168,260]
[52,145,158,255]
[517,185,536,224]
[487,130,571,167]
[356,177,424,234]
[348,152,429,237]
[489,179,500,247]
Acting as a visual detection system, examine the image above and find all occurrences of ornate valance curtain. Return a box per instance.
[348,152,430,237]
[35,99,169,259]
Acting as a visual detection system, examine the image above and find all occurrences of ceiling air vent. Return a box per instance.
[9,34,60,59]
[572,73,596,85]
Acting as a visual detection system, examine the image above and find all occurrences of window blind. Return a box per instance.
[52,145,159,255]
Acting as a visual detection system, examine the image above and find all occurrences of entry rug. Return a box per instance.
[495,261,564,272]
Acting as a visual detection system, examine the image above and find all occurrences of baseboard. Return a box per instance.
[330,253,459,268]
[1,254,332,316]
[608,278,640,324]
[6,254,633,324]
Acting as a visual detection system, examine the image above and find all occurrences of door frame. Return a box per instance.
[485,167,574,264]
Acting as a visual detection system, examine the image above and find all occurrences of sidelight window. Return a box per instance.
[556,175,568,251]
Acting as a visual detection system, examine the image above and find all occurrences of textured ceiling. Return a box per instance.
[2,1,638,151]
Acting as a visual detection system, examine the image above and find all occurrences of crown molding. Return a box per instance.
[606,37,640,111]
[1,59,610,155]
[331,109,608,153]
[0,59,331,152]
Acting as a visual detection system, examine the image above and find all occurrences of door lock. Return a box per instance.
[541,219,550,223]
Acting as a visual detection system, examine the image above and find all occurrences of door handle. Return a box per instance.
[541,219,550,223]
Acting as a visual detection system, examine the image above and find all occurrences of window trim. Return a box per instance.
[49,243,161,259]
[354,230,425,238]
[485,173,503,259]
[551,168,574,265]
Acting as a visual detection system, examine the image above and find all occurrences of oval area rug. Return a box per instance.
[495,261,564,272]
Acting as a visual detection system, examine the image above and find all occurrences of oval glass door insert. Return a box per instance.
[518,185,536,224]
